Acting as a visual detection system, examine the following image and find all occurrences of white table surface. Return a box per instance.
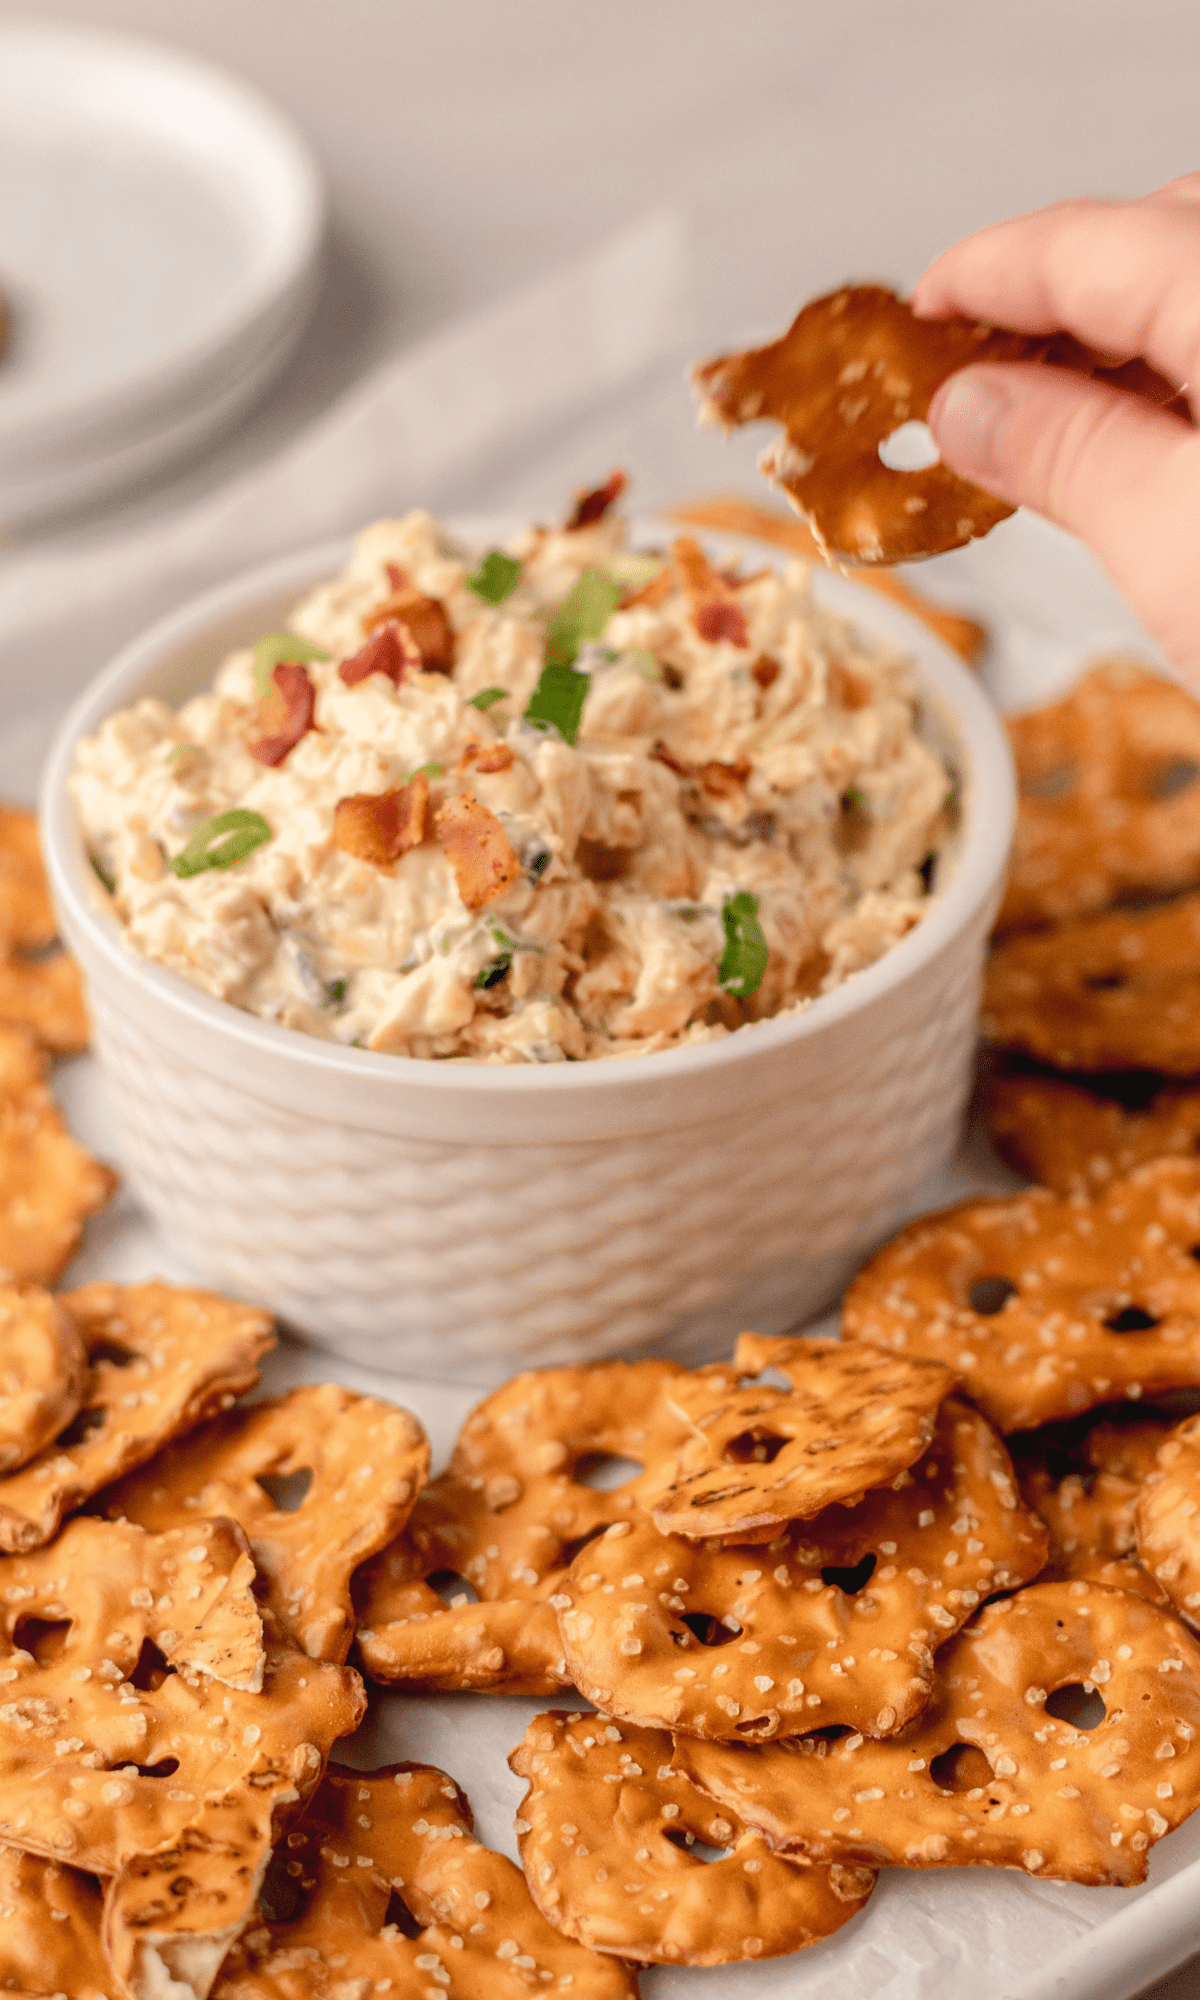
[4,5,1200,1994]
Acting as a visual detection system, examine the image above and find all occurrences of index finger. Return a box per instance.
[911,195,1200,392]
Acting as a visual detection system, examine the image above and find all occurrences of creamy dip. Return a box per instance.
[72,497,954,1063]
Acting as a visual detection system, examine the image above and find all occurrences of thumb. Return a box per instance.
[928,363,1200,681]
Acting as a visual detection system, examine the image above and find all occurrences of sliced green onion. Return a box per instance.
[544,571,621,668]
[718,891,769,998]
[524,663,589,745]
[467,551,522,604]
[167,743,203,767]
[468,686,509,711]
[607,552,664,591]
[252,632,330,697]
[325,977,347,1005]
[622,647,662,683]
[90,853,116,895]
[476,953,512,989]
[408,762,446,782]
[168,809,272,879]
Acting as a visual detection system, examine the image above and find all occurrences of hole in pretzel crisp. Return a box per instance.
[258,1847,308,1926]
[129,1639,175,1692]
[88,1340,137,1369]
[1045,1682,1107,1729]
[1022,763,1078,801]
[119,1756,180,1780]
[674,1611,741,1648]
[575,1452,645,1491]
[11,1616,71,1666]
[663,1826,731,1864]
[556,1524,610,1571]
[969,1277,1018,1316]
[738,1366,791,1392]
[1083,971,1127,991]
[426,1570,479,1608]
[1104,1306,1162,1333]
[1150,758,1200,801]
[724,1428,788,1466]
[877,420,941,472]
[930,1744,995,1794]
[820,1553,877,1597]
[256,1468,314,1513]
[56,1404,107,1449]
[383,1887,424,1939]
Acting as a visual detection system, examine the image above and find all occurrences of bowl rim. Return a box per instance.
[40,518,1016,1100]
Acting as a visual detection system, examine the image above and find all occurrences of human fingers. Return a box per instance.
[927,361,1200,685]
[911,197,1200,393]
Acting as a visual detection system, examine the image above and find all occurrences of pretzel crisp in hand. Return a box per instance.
[0,1286,87,1472]
[1136,1414,1200,1629]
[986,1066,1200,1198]
[692,286,1048,566]
[842,1160,1200,1432]
[509,1711,875,1966]
[639,1336,953,1542]
[0,1280,274,1552]
[355,1359,689,1695]
[983,892,1200,1075]
[556,1398,1046,1743]
[998,661,1200,934]
[102,1383,429,1662]
[0,1023,116,1284]
[671,1581,1200,1887]
[211,1761,639,2000]
[0,1843,107,2000]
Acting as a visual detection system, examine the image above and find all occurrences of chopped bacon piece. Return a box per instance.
[828,660,872,710]
[695,599,750,648]
[752,654,781,689]
[362,588,456,673]
[565,470,627,530]
[459,741,515,776]
[338,621,420,688]
[652,739,692,779]
[332,776,430,868]
[385,562,407,590]
[434,794,520,912]
[249,663,316,767]
[698,759,751,800]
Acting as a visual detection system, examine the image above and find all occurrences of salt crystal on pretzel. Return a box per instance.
[509,1710,874,1965]
[556,1396,1046,1743]
[1016,1454,1166,1606]
[0,1516,364,1893]
[0,1844,107,2000]
[640,1336,954,1541]
[999,660,1200,934]
[986,1066,1200,1198]
[211,1760,638,2000]
[0,1023,116,1285]
[984,892,1200,1075]
[842,1159,1200,1432]
[692,286,1050,566]
[0,1280,274,1553]
[102,1383,429,1662]
[0,1286,87,1473]
[355,1359,689,1695]
[672,1580,1200,1887]
[1136,1414,1200,1630]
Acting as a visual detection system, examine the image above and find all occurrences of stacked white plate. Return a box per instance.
[0,21,325,525]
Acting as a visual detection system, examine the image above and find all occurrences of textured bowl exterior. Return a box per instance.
[42,530,1014,1381]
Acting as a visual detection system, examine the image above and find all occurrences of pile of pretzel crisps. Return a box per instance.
[10,641,1200,1999]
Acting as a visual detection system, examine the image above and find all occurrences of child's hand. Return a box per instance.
[912,176,1200,681]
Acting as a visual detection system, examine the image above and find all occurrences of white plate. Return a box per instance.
[14,515,1200,2000]
[0,21,324,517]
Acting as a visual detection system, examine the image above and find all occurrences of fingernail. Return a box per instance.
[928,367,1011,479]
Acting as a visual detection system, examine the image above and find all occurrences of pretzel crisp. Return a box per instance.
[556,1397,1046,1743]
[355,1359,688,1695]
[0,1286,87,1473]
[0,1022,116,1285]
[692,287,1048,566]
[0,1281,274,1552]
[986,1066,1200,1197]
[1135,1415,1200,1629]
[0,1844,108,2000]
[983,892,1200,1075]
[842,1160,1200,1432]
[0,949,89,1057]
[1017,1456,1166,1606]
[102,1384,428,1664]
[211,1760,638,2000]
[640,1336,953,1542]
[998,661,1200,934]
[509,1711,875,1965]
[1084,1413,1176,1483]
[0,807,58,956]
[672,1581,1200,1887]
[0,807,89,1055]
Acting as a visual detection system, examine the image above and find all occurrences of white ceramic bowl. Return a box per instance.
[41,526,1015,1381]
